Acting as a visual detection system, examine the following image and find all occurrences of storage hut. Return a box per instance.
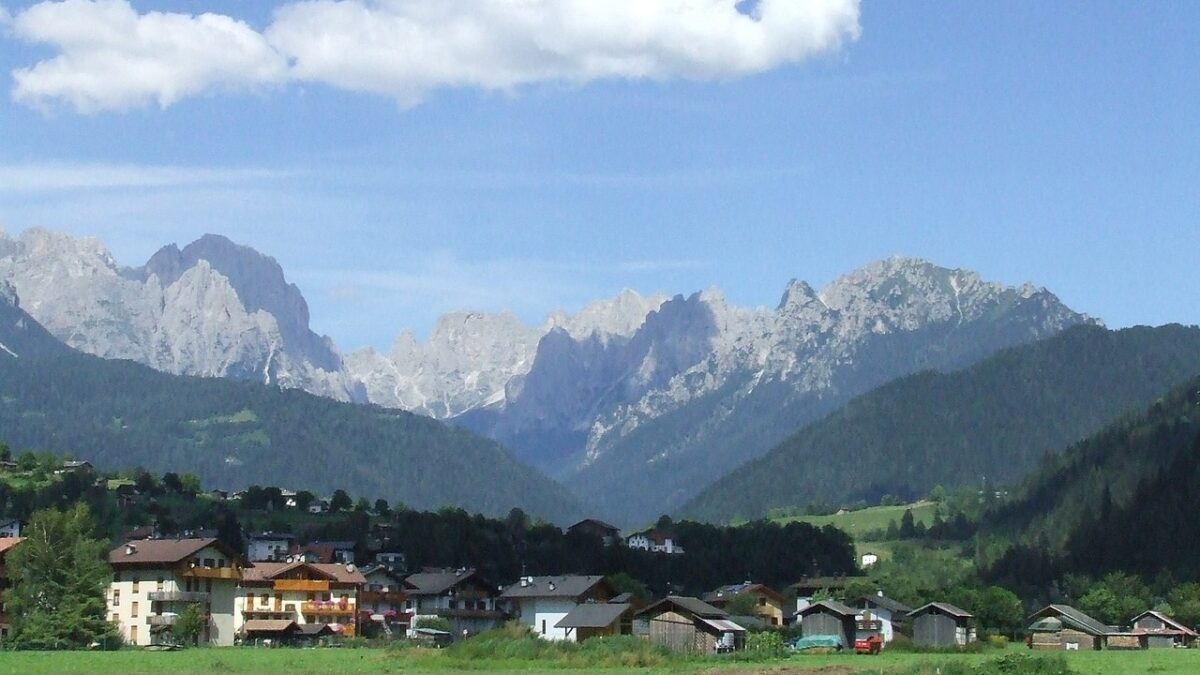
[634,596,745,654]
[556,602,634,641]
[1027,605,1110,651]
[796,599,857,649]
[1131,610,1198,649]
[909,602,975,648]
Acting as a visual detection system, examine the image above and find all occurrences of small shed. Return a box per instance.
[1131,610,1198,649]
[909,602,975,648]
[635,596,745,654]
[241,619,299,644]
[1027,605,1110,651]
[556,602,634,641]
[796,599,857,649]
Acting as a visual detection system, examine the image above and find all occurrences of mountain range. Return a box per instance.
[0,227,1105,524]
[0,281,584,522]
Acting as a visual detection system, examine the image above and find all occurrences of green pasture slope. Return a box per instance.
[3,645,1198,675]
[770,501,938,538]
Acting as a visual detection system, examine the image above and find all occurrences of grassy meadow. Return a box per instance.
[2,644,1198,675]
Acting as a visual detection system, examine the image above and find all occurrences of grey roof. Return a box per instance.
[405,568,485,595]
[568,519,620,533]
[909,602,974,620]
[501,575,607,600]
[556,602,631,629]
[858,594,912,615]
[610,592,634,604]
[704,582,784,604]
[1029,604,1111,636]
[797,599,857,618]
[636,595,728,619]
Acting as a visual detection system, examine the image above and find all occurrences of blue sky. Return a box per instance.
[0,1,1197,351]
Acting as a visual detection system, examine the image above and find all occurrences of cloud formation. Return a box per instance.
[8,0,861,112]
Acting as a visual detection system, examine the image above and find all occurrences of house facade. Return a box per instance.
[236,561,366,638]
[107,538,246,647]
[500,575,614,641]
[1130,610,1198,648]
[703,583,786,627]
[359,563,414,635]
[405,567,503,638]
[245,532,296,562]
[636,596,745,654]
[566,519,621,547]
[626,529,684,554]
[0,537,23,644]
[854,593,912,644]
[0,519,20,538]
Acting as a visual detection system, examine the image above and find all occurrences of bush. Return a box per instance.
[413,616,453,633]
[740,631,787,659]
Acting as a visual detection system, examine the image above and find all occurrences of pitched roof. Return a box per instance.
[0,537,23,557]
[1132,610,1198,637]
[857,594,912,615]
[405,568,486,595]
[501,575,608,599]
[243,561,366,584]
[108,538,237,566]
[635,595,728,619]
[296,623,335,637]
[556,602,631,629]
[703,582,784,605]
[797,599,857,618]
[242,619,298,633]
[1028,604,1110,636]
[568,519,620,533]
[629,528,677,545]
[909,602,974,620]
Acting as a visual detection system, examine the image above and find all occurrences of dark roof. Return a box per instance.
[703,582,784,605]
[1028,605,1111,636]
[635,595,728,619]
[108,538,239,567]
[909,602,974,620]
[1132,610,1199,637]
[243,561,366,584]
[610,592,634,604]
[501,575,608,600]
[556,602,631,629]
[242,619,298,634]
[568,519,620,533]
[296,623,336,637]
[405,568,488,595]
[857,594,912,615]
[797,599,857,619]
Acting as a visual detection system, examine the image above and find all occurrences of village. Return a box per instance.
[1,496,1195,659]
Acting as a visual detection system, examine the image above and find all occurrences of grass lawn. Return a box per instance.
[4,645,1199,675]
[772,501,938,540]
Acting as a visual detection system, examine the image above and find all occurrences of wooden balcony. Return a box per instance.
[274,579,330,592]
[183,567,240,580]
[301,601,355,616]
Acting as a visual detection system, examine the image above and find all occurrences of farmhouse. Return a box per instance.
[405,567,504,637]
[1130,610,1198,648]
[636,596,745,654]
[909,602,976,648]
[500,575,614,641]
[796,599,857,648]
[237,560,366,638]
[703,582,786,627]
[0,537,23,644]
[245,532,296,562]
[853,592,912,644]
[566,519,621,546]
[359,563,415,634]
[107,538,247,647]
[626,529,684,554]
[1027,604,1111,651]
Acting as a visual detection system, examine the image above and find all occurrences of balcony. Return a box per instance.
[183,567,240,580]
[360,591,407,605]
[274,579,329,592]
[301,601,355,616]
[148,591,209,602]
[146,615,178,626]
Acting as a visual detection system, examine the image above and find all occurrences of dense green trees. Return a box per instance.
[3,504,119,650]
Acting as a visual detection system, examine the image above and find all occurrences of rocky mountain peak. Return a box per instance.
[777,279,823,312]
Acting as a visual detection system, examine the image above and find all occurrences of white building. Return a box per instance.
[107,538,247,647]
[0,519,20,538]
[626,529,684,554]
[499,576,614,641]
[854,592,913,644]
[236,560,367,639]
[245,532,296,562]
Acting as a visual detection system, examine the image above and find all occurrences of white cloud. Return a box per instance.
[11,0,288,112]
[8,0,861,112]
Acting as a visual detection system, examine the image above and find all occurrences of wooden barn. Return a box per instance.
[1130,610,1198,648]
[1027,604,1111,651]
[634,596,745,654]
[909,602,976,648]
[796,599,857,648]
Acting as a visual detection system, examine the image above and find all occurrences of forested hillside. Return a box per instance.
[984,375,1200,593]
[0,293,585,523]
[681,324,1200,522]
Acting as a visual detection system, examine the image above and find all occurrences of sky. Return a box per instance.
[0,1,1197,351]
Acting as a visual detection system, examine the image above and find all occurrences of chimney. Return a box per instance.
[125,544,136,555]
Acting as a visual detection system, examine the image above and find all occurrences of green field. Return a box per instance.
[1,646,1197,675]
[772,501,938,538]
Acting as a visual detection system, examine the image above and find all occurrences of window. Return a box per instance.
[130,625,138,643]
[203,558,215,568]
[131,578,139,593]
[541,619,546,635]
[157,578,164,592]
[110,613,118,623]
[112,589,120,607]
[131,601,139,618]
[758,597,767,606]
[260,593,268,605]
